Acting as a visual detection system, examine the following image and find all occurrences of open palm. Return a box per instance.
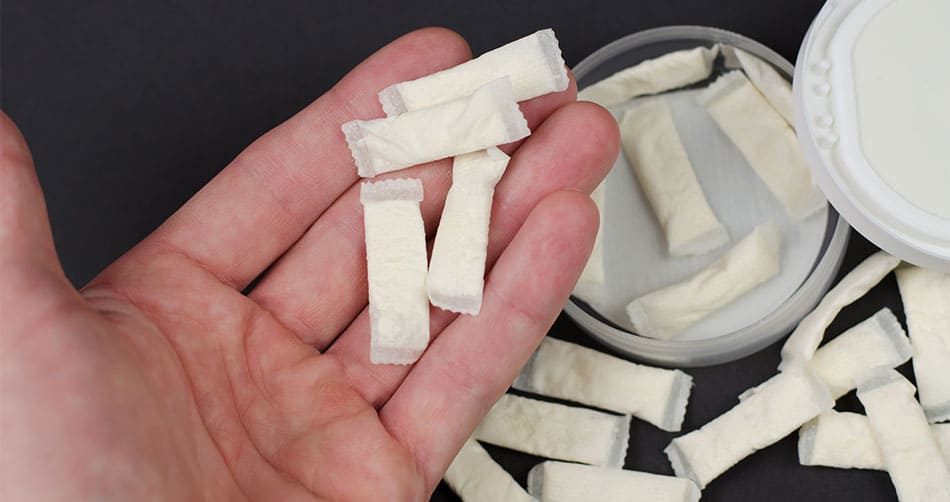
[1,28,618,501]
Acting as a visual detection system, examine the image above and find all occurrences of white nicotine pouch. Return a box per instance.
[627,223,781,340]
[721,45,794,126]
[807,308,912,399]
[571,180,607,310]
[343,78,529,178]
[701,71,824,219]
[896,265,950,423]
[620,97,729,256]
[379,29,568,115]
[799,412,950,471]
[936,424,950,463]
[512,337,692,432]
[427,148,509,315]
[780,251,901,371]
[473,394,630,468]
[444,439,536,502]
[527,461,700,502]
[578,46,720,108]
[664,369,833,489]
[360,179,429,365]
[857,369,950,501]
[798,411,886,471]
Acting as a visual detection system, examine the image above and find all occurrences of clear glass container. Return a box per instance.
[565,26,850,367]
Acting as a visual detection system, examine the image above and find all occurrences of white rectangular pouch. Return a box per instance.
[721,45,794,126]
[664,369,833,489]
[578,46,720,108]
[444,439,536,502]
[701,71,824,219]
[379,29,568,115]
[512,337,692,432]
[799,411,887,471]
[620,96,729,256]
[343,78,529,177]
[527,460,700,502]
[360,179,430,364]
[857,369,950,500]
[780,251,901,371]
[627,222,781,340]
[473,394,630,468]
[807,308,912,399]
[896,265,950,423]
[427,147,510,314]
[937,424,950,464]
[799,411,950,471]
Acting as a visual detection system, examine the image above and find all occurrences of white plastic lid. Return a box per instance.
[795,0,950,272]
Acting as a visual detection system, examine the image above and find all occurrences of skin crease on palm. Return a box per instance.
[0,27,619,501]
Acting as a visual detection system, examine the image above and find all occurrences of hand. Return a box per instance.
[1,28,618,501]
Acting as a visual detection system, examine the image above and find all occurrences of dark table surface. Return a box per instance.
[3,1,906,500]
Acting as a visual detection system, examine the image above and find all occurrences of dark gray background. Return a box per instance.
[2,1,904,500]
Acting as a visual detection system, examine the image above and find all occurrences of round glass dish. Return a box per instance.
[565,26,850,367]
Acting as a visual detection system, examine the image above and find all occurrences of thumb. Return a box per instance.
[1,110,70,290]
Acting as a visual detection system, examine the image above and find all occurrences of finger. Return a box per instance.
[382,190,599,490]
[1,111,79,339]
[247,80,581,348]
[95,28,473,291]
[0,111,63,277]
[323,102,618,404]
